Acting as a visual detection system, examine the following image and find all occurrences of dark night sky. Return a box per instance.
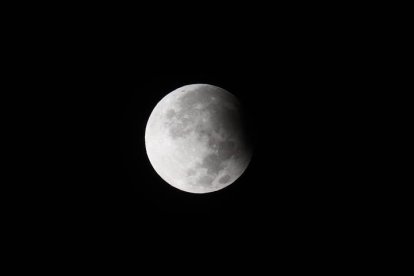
[13,8,379,269]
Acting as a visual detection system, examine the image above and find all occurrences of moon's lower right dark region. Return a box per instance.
[145,84,253,193]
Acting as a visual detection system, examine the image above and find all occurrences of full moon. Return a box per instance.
[145,84,253,193]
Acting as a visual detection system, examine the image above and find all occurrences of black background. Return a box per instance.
[10,6,381,270]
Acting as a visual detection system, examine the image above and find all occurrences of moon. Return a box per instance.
[145,84,253,194]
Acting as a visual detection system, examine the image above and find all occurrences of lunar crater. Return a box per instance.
[219,175,231,184]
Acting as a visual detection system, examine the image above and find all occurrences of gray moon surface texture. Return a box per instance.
[145,84,253,194]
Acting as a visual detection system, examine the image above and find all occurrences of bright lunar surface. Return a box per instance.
[145,84,253,193]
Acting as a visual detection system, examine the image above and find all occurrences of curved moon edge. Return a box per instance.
[145,84,253,194]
